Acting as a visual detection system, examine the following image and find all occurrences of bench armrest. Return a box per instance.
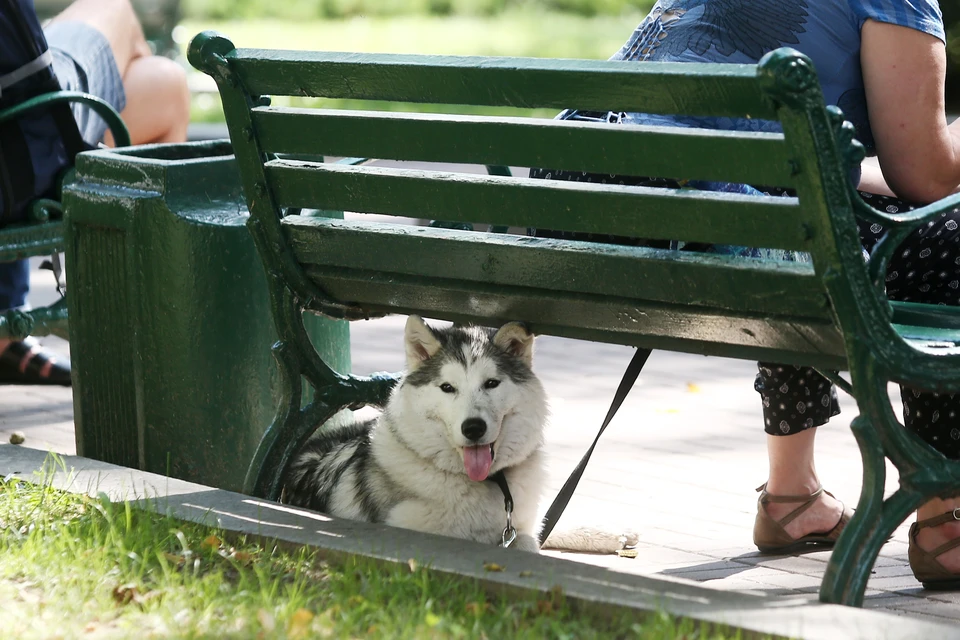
[0,90,130,148]
[851,190,960,292]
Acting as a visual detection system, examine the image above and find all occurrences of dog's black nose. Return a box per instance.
[461,418,487,442]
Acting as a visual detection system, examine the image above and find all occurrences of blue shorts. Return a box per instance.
[43,21,126,146]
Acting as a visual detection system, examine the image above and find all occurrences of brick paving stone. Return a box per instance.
[868,575,935,593]
[662,565,762,582]
[884,598,960,622]
[866,563,919,580]
[861,593,925,609]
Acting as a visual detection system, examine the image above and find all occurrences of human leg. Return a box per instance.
[0,261,30,311]
[863,193,960,578]
[46,0,189,146]
[754,364,847,546]
[0,261,70,386]
[105,55,189,144]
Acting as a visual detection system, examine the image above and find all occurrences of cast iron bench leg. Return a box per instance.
[821,350,960,604]
[243,286,397,500]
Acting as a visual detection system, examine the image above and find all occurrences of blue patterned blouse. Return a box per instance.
[608,0,943,155]
[569,1,945,259]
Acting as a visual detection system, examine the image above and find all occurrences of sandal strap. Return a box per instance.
[929,535,960,558]
[756,483,825,528]
[1,337,56,374]
[915,508,960,532]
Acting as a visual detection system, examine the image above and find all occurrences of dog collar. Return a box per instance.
[487,470,517,548]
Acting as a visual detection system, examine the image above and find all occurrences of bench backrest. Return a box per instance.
[190,33,889,371]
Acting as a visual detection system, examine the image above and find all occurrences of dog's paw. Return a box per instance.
[510,533,541,554]
[618,529,639,548]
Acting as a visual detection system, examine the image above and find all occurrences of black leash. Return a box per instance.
[537,347,652,545]
[487,469,517,547]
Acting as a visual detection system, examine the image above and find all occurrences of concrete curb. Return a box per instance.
[1,444,954,640]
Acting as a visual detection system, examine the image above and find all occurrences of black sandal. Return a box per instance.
[0,337,71,386]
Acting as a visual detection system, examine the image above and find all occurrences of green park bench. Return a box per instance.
[188,31,960,607]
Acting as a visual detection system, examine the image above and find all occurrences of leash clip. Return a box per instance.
[500,509,517,548]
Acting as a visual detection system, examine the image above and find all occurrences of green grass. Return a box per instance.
[180,10,645,122]
[0,457,751,639]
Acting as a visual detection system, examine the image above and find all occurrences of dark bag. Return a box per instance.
[0,0,88,223]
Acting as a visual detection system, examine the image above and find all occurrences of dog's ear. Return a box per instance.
[493,322,534,366]
[405,315,442,370]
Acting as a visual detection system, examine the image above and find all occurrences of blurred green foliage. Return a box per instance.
[183,0,960,110]
[181,0,654,20]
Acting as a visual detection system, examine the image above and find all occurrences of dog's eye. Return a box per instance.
[440,383,456,393]
[484,379,501,390]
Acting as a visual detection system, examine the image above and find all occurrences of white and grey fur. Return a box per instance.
[283,316,636,554]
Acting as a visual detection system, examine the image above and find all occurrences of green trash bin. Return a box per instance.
[63,140,350,492]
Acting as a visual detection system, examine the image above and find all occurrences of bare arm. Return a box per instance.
[860,19,960,203]
[857,156,896,197]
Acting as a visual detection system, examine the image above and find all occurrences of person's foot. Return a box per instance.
[0,337,71,386]
[914,498,960,575]
[755,481,850,552]
[914,520,960,572]
[762,483,845,540]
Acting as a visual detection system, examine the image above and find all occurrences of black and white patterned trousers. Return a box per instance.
[757,190,960,460]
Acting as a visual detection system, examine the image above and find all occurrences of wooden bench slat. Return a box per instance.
[890,301,960,331]
[301,267,846,369]
[265,161,811,251]
[284,217,831,320]
[253,108,797,188]
[229,50,777,119]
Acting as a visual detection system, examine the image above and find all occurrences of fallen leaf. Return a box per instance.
[163,552,185,567]
[230,550,255,565]
[8,431,25,445]
[686,382,701,393]
[616,549,638,559]
[112,583,139,606]
[483,563,505,572]
[288,608,314,639]
[518,570,533,577]
[407,558,418,572]
[201,535,221,550]
[111,583,162,608]
[536,600,554,615]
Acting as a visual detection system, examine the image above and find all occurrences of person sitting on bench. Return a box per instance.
[0,0,190,385]
[535,0,960,589]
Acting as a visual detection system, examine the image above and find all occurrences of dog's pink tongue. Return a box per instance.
[463,445,493,481]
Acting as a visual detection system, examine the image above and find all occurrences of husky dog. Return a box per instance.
[283,316,634,554]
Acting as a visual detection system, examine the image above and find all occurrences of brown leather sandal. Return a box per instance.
[908,508,960,590]
[753,483,853,553]
[0,337,71,386]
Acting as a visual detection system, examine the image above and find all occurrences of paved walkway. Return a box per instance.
[3,262,959,626]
